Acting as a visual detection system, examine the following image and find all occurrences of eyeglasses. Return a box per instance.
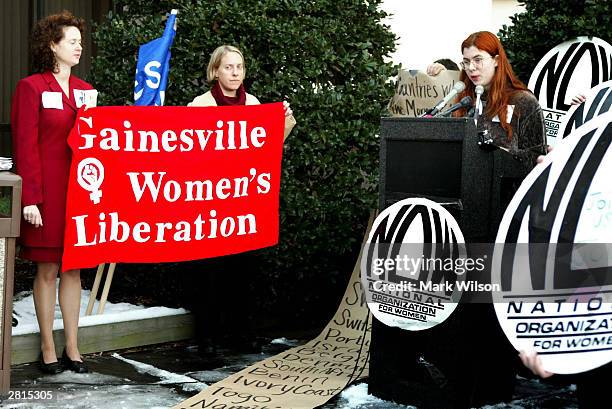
[460,56,494,70]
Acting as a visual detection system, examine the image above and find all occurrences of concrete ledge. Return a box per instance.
[11,312,195,365]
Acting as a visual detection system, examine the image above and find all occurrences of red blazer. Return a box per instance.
[11,71,94,248]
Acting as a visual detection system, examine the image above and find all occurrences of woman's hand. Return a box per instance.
[283,101,293,117]
[571,93,587,105]
[23,205,43,227]
[519,350,555,378]
[426,62,446,76]
[536,145,553,164]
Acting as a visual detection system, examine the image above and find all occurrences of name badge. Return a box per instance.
[74,89,98,108]
[492,105,515,123]
[41,91,63,109]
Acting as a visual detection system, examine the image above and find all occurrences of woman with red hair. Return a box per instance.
[12,11,93,374]
[454,31,546,407]
[456,31,546,168]
[455,32,612,409]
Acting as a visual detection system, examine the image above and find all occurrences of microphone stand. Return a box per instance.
[473,100,481,125]
[434,96,473,118]
[473,86,484,125]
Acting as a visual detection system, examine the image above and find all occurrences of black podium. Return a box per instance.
[378,116,527,240]
[368,117,528,408]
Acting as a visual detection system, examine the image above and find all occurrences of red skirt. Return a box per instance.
[19,246,63,263]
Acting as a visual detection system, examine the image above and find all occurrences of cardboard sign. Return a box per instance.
[388,69,461,117]
[493,112,612,374]
[173,215,374,409]
[528,37,612,147]
[62,103,285,270]
[361,198,465,331]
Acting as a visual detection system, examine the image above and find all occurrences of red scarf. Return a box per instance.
[210,82,247,106]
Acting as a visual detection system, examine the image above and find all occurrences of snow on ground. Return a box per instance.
[7,356,410,409]
[4,381,185,409]
[7,283,577,408]
[11,280,188,336]
[5,346,577,409]
[111,353,207,392]
[270,337,300,346]
[333,383,416,408]
[114,354,419,409]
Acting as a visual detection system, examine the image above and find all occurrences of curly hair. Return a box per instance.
[31,10,85,73]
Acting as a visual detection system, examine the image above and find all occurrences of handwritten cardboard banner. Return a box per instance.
[388,69,460,117]
[173,215,375,409]
[62,103,285,270]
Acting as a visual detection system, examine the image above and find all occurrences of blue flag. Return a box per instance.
[134,10,177,106]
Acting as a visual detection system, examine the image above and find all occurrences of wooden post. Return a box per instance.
[96,263,116,314]
[85,264,105,316]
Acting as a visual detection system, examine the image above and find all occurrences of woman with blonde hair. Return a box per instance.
[188,45,295,354]
[189,45,295,138]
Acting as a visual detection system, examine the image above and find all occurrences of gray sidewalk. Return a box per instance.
[2,339,577,409]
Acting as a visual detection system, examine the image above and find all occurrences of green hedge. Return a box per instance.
[88,0,397,321]
[499,0,612,83]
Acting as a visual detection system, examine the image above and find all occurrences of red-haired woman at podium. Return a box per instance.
[453,31,546,407]
[11,11,93,374]
[455,31,546,170]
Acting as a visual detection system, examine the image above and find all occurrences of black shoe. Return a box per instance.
[39,352,64,375]
[62,349,89,373]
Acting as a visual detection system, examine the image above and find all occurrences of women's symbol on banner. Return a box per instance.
[77,158,104,204]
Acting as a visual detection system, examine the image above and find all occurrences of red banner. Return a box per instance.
[62,103,285,271]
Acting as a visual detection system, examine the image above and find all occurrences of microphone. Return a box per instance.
[427,81,465,117]
[473,85,484,119]
[435,96,473,117]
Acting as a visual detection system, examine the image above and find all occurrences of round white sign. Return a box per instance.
[361,198,467,331]
[528,37,612,148]
[559,80,612,139]
[493,112,612,374]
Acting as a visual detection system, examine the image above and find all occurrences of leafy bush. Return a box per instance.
[89,0,397,323]
[499,0,612,82]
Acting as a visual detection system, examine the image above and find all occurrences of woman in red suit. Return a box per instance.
[11,11,94,374]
